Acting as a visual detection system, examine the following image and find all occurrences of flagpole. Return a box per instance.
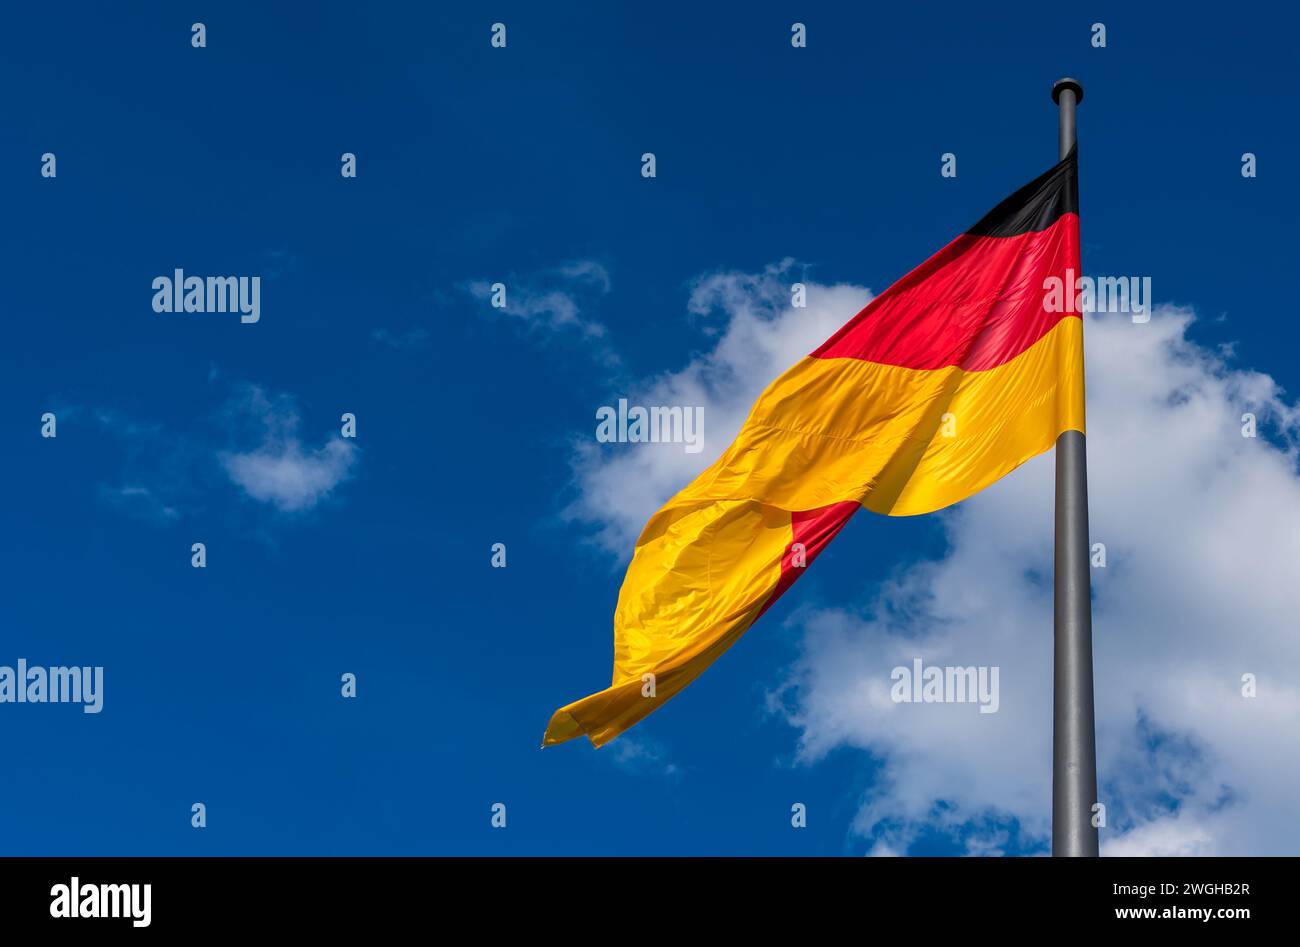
[1050,77,1099,857]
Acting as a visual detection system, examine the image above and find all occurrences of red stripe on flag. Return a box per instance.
[756,501,861,621]
[813,213,1080,371]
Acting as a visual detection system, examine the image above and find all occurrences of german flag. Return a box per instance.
[545,148,1084,748]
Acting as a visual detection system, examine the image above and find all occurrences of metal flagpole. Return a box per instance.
[1050,77,1099,857]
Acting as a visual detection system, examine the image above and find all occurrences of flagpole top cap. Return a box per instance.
[1052,78,1084,105]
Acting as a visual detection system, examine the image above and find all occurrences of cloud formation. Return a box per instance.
[566,260,873,554]
[775,304,1300,856]
[466,260,618,364]
[97,484,180,522]
[568,266,1300,855]
[371,326,431,350]
[219,386,358,514]
[89,383,356,522]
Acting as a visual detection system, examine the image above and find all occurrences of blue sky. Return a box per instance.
[2,2,1298,856]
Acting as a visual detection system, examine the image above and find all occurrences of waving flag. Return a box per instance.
[545,148,1084,748]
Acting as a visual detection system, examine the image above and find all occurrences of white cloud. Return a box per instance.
[94,408,162,439]
[566,260,873,554]
[568,266,1300,855]
[98,484,180,522]
[466,260,613,344]
[608,734,681,779]
[1101,814,1217,857]
[219,386,357,513]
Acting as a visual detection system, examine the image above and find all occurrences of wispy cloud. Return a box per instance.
[371,326,431,350]
[774,304,1300,856]
[218,385,357,514]
[465,259,617,364]
[97,484,180,522]
[90,406,204,521]
[564,259,871,555]
[94,408,162,440]
[567,264,1300,855]
[608,734,681,779]
[88,381,357,522]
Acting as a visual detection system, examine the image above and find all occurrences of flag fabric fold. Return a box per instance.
[546,148,1084,748]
